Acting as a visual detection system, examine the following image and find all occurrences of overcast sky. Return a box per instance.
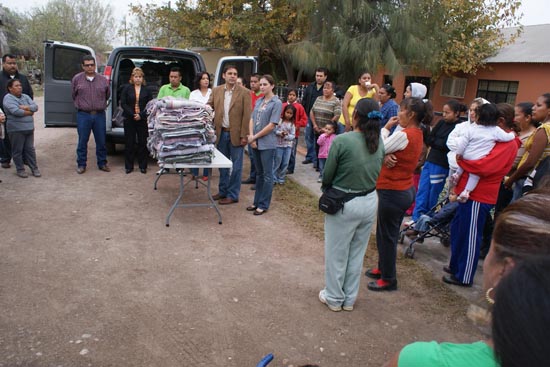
[2,0,549,36]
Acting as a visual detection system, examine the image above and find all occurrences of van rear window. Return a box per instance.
[53,47,89,81]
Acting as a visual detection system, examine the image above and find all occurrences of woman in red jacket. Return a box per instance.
[366,97,432,291]
[443,108,520,287]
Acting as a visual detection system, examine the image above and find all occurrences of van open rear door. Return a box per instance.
[214,56,258,87]
[43,41,96,127]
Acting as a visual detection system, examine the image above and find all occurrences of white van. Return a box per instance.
[43,40,258,152]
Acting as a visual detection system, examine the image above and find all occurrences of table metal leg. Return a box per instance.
[165,170,186,227]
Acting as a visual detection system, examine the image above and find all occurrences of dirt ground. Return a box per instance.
[0,97,484,366]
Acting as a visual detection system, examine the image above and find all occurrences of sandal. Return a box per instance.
[246,205,258,211]
[253,209,267,216]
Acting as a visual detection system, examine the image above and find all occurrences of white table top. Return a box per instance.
[159,148,232,169]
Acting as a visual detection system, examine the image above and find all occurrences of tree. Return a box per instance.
[15,0,115,63]
[290,0,521,86]
[128,0,310,86]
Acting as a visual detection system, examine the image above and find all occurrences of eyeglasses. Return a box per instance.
[83,64,95,67]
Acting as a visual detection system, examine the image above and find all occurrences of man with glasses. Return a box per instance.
[0,54,34,169]
[71,55,110,174]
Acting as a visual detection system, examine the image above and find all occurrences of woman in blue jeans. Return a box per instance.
[246,75,282,215]
[412,99,466,221]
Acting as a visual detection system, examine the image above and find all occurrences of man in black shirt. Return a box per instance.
[301,67,327,167]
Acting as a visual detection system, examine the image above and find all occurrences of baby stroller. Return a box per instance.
[399,197,458,258]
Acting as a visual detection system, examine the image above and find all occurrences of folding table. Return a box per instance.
[154,148,232,226]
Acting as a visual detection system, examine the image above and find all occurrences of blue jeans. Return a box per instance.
[318,158,326,177]
[273,146,292,183]
[305,119,317,164]
[190,168,209,177]
[252,148,275,210]
[246,143,257,181]
[216,131,244,200]
[287,138,298,173]
[336,122,346,135]
[76,111,107,168]
[412,162,449,221]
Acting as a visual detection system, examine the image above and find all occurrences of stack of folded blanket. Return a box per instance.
[147,97,216,165]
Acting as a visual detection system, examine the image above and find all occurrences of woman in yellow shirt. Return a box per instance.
[338,71,379,134]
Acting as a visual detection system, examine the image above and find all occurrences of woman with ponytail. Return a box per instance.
[318,98,385,312]
[365,97,431,291]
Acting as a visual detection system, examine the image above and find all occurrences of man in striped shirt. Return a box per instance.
[71,55,110,174]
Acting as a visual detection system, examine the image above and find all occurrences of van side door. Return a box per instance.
[214,56,258,87]
[43,41,95,127]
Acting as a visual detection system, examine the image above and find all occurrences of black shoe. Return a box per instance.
[365,268,382,279]
[251,185,256,190]
[442,275,472,287]
[242,178,256,184]
[302,159,312,164]
[286,170,293,175]
[140,168,147,174]
[125,168,133,174]
[367,279,397,292]
[443,266,452,274]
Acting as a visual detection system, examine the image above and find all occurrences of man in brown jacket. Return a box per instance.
[208,65,252,204]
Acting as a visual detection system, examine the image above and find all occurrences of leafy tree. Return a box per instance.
[128,0,310,86]
[15,0,115,63]
[291,0,521,86]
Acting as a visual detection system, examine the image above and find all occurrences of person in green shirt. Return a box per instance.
[157,67,190,99]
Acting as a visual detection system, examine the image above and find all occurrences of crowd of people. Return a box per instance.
[1,55,549,365]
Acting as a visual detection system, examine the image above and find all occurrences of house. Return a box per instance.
[376,24,550,114]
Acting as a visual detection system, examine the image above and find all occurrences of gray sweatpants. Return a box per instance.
[9,130,38,172]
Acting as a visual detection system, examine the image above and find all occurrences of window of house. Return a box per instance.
[477,80,519,104]
[441,77,467,98]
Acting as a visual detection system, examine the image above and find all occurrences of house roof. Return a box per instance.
[486,23,550,63]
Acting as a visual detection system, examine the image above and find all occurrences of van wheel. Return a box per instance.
[106,142,116,155]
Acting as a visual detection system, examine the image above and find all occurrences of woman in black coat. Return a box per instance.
[121,67,153,173]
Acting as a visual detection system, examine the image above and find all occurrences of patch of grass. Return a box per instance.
[272,179,325,241]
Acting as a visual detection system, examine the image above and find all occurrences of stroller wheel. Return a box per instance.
[440,237,450,247]
[405,246,415,259]
[399,233,405,244]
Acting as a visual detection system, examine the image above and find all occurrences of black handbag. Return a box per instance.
[319,187,375,214]
[319,187,348,214]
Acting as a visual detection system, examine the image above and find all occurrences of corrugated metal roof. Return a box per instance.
[486,24,550,63]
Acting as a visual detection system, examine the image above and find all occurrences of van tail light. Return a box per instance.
[103,65,112,82]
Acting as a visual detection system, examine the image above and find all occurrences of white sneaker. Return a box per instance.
[342,304,354,311]
[318,290,342,312]
[404,219,414,227]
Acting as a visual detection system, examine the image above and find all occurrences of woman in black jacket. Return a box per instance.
[121,67,153,173]
[411,99,467,221]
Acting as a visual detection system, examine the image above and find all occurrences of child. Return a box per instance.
[273,104,296,184]
[316,121,337,183]
[449,103,515,202]
[282,89,307,174]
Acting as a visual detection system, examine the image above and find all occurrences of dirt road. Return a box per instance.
[0,97,483,366]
